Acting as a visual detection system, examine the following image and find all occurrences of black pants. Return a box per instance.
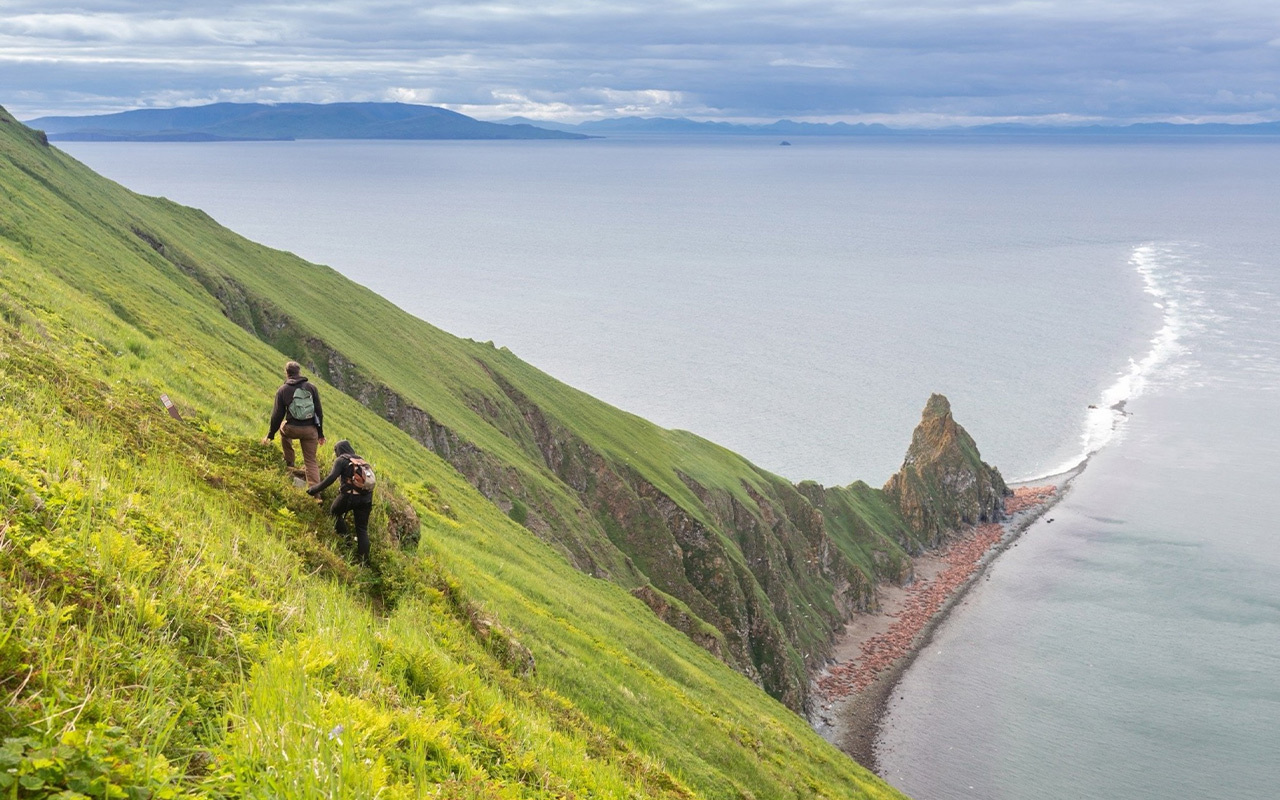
[330,492,373,563]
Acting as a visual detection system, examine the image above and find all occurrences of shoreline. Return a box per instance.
[810,469,1081,772]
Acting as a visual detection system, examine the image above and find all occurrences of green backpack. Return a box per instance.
[286,385,315,422]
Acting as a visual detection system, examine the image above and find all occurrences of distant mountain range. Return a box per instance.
[957,121,1280,136]
[502,115,1280,137]
[26,102,591,141]
[26,103,1280,142]
[499,116,896,135]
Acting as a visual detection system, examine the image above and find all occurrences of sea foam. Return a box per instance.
[1029,243,1189,481]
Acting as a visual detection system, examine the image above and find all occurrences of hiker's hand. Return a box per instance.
[260,437,271,446]
[318,437,326,446]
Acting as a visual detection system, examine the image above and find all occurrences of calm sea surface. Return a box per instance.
[62,136,1280,799]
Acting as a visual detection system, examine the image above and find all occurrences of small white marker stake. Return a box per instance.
[160,393,182,420]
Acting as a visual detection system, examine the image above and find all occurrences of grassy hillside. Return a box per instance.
[0,107,908,797]
[27,117,937,710]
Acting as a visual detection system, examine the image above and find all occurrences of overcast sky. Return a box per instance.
[4,0,1280,125]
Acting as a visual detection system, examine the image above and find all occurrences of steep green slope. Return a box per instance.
[0,107,905,797]
[20,124,922,711]
[0,330,683,798]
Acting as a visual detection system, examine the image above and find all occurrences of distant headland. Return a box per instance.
[25,102,592,142]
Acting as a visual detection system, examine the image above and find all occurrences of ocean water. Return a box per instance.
[875,243,1280,799]
[61,136,1280,799]
[61,135,1160,486]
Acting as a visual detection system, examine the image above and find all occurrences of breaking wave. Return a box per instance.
[1030,243,1191,480]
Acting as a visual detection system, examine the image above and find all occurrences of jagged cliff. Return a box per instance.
[883,393,1009,549]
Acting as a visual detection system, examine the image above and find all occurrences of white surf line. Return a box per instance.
[1019,243,1189,483]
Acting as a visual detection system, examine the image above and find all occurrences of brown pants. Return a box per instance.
[279,422,321,487]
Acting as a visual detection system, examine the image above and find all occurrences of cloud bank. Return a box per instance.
[4,0,1280,124]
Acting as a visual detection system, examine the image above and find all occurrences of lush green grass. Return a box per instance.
[0,107,909,798]
[0,330,697,798]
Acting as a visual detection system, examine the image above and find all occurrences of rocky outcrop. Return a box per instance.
[798,480,918,591]
[883,394,1009,548]
[631,584,726,659]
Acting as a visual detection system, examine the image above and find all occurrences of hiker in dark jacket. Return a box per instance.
[262,360,325,487]
[307,439,374,564]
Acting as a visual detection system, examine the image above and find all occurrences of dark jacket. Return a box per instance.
[268,375,324,440]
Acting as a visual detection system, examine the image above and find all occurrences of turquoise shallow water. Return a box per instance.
[61,136,1280,798]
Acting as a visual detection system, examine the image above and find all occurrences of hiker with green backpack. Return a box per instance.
[262,360,326,487]
[307,440,376,564]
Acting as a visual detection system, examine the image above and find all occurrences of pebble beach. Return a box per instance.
[811,483,1065,771]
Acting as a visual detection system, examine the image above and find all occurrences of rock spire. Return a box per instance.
[883,394,1009,548]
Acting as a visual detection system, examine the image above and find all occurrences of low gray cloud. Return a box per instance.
[4,0,1280,123]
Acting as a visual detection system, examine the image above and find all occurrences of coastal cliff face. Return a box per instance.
[883,394,1009,549]
[123,226,1005,712]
